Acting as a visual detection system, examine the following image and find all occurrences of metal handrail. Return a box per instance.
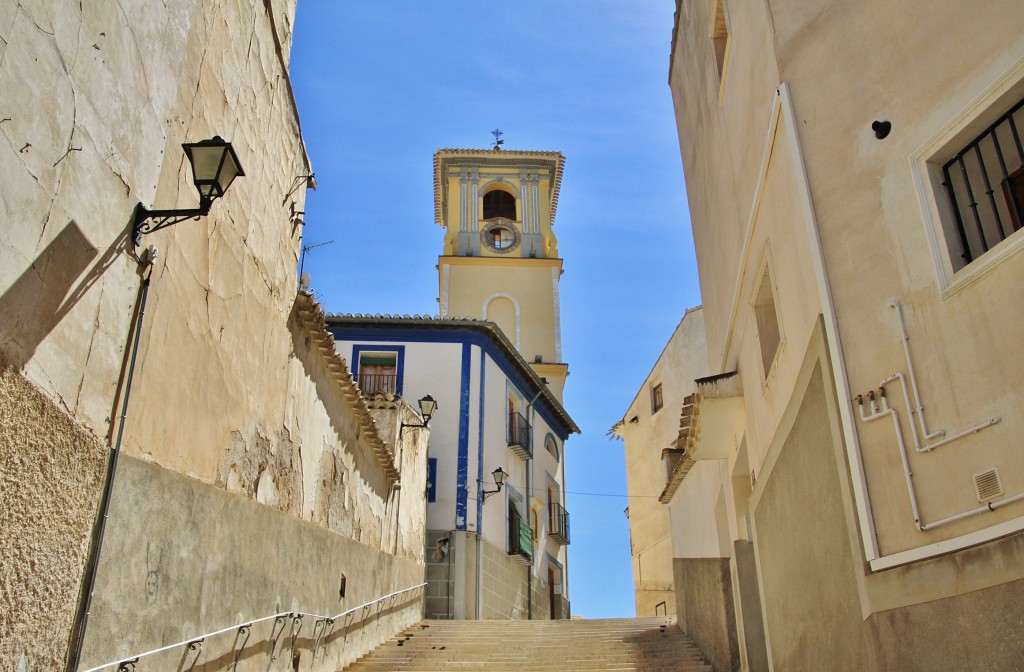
[81,581,427,672]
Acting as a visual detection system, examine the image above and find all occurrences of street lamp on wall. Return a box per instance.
[133,136,245,245]
[481,466,509,502]
[401,395,437,433]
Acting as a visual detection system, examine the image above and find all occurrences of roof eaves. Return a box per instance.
[325,313,580,436]
[293,293,400,483]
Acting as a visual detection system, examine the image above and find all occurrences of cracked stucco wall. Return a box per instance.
[2,2,427,670]
[0,360,107,670]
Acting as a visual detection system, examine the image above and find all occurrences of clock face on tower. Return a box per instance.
[481,219,521,254]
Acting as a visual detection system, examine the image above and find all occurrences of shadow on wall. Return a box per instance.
[286,298,391,503]
[0,220,131,369]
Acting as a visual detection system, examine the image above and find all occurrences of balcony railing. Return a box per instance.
[549,501,570,545]
[357,372,397,395]
[508,508,533,565]
[507,411,532,460]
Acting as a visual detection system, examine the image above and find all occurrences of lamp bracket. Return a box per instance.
[480,483,504,502]
[400,420,430,434]
[133,199,211,246]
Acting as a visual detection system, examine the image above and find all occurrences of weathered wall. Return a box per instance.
[752,360,878,670]
[424,530,456,619]
[479,536,530,620]
[0,361,107,669]
[2,2,430,669]
[754,347,1024,670]
[617,307,707,617]
[673,557,739,672]
[78,456,424,671]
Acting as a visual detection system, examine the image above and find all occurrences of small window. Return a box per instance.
[489,226,515,249]
[545,436,560,462]
[753,264,781,379]
[483,190,517,220]
[427,458,437,502]
[650,383,664,413]
[357,352,397,394]
[940,96,1024,268]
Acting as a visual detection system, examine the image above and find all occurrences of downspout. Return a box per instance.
[524,388,543,620]
[777,83,880,561]
[474,351,487,619]
[559,433,570,618]
[67,246,157,672]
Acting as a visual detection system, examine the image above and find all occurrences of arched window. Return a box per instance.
[483,190,516,220]
[545,436,560,462]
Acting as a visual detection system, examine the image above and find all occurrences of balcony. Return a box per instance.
[548,502,570,545]
[508,508,533,566]
[507,411,532,460]
[357,372,397,395]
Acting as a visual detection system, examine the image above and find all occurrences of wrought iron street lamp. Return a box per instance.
[481,466,509,501]
[133,136,245,245]
[401,395,437,433]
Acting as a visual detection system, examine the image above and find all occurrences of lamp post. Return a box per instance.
[400,395,437,433]
[481,466,508,502]
[133,136,245,245]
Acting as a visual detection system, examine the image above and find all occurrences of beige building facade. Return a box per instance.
[613,307,708,617]
[665,0,1024,670]
[2,2,428,670]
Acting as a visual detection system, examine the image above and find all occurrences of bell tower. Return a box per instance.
[434,146,569,400]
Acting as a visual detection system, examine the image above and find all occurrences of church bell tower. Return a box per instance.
[434,145,569,400]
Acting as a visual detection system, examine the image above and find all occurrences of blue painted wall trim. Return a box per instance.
[330,326,570,440]
[455,343,472,530]
[350,344,407,396]
[475,349,487,538]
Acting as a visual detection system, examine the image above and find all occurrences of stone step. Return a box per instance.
[342,617,714,672]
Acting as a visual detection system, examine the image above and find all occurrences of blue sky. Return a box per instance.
[290,2,701,618]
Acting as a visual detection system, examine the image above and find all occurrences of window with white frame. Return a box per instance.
[939,95,1024,269]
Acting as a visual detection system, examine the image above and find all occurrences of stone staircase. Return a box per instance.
[343,616,714,671]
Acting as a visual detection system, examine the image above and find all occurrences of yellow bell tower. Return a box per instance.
[434,146,569,400]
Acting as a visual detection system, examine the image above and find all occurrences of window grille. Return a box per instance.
[942,96,1024,265]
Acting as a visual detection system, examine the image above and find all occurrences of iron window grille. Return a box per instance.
[356,372,397,395]
[941,96,1024,266]
[507,411,533,459]
[548,501,570,545]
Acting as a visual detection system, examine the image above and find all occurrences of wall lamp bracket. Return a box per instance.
[401,395,437,433]
[133,200,211,246]
[481,466,509,502]
[132,136,244,246]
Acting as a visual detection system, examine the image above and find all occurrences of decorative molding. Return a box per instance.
[482,292,521,349]
[552,267,562,361]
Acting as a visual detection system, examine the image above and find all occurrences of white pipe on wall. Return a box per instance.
[887,300,1000,452]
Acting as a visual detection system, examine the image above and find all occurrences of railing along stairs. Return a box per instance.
[82,582,426,672]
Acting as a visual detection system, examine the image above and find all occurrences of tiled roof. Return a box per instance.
[658,371,741,504]
[659,393,700,504]
[293,293,400,483]
[433,148,566,229]
[326,312,579,435]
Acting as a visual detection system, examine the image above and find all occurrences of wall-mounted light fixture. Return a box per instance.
[481,466,509,502]
[133,136,245,245]
[400,395,437,433]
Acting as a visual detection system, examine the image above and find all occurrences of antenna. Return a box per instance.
[490,128,505,150]
[298,239,335,279]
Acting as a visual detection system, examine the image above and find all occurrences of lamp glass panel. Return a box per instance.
[214,152,241,196]
[186,144,228,198]
[419,395,437,418]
